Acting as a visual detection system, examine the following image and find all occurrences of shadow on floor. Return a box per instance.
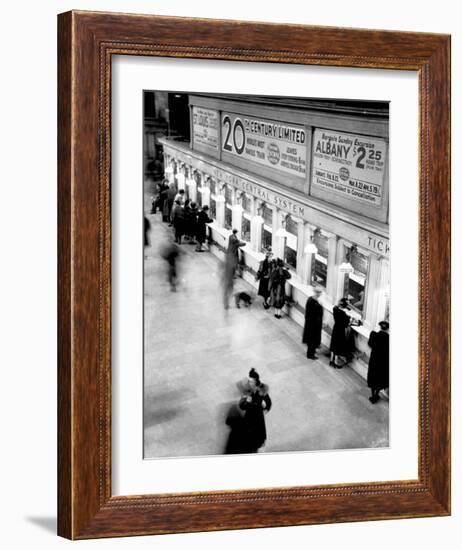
[25,516,57,534]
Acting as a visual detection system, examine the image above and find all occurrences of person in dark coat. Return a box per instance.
[187,201,198,243]
[226,229,246,275]
[224,402,247,454]
[256,249,274,309]
[238,368,272,453]
[160,183,170,222]
[330,297,352,368]
[143,216,151,249]
[170,200,185,244]
[302,287,324,359]
[166,184,177,224]
[196,205,212,251]
[367,320,390,403]
[160,238,183,291]
[151,179,169,214]
[269,258,291,319]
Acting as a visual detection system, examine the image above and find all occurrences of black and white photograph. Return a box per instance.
[143,91,390,458]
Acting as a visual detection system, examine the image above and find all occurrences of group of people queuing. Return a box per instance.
[151,179,212,252]
[225,368,272,454]
[255,248,292,319]
[150,180,389,405]
[302,287,389,404]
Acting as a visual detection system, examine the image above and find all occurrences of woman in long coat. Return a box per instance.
[269,258,291,319]
[256,250,274,309]
[238,368,272,453]
[367,320,390,403]
[330,298,351,368]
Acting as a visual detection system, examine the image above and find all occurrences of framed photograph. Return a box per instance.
[58,11,451,539]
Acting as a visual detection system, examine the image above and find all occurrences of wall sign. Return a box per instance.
[221,112,307,177]
[311,129,387,206]
[162,142,389,257]
[192,106,219,149]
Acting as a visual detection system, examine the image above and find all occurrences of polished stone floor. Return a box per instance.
[143,210,389,458]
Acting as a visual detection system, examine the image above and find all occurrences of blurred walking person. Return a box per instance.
[160,238,183,292]
[269,258,291,319]
[222,256,235,310]
[224,402,247,454]
[367,321,390,403]
[144,216,151,246]
[303,287,323,359]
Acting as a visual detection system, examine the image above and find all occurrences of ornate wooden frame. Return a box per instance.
[57,10,451,539]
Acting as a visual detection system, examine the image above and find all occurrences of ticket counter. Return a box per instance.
[157,94,389,380]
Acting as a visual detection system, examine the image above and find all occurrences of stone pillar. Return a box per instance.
[325,231,339,302]
[176,163,186,191]
[215,195,225,227]
[232,204,243,236]
[376,258,390,324]
[272,209,286,260]
[364,253,382,327]
[186,170,197,203]
[298,223,315,285]
[335,239,348,303]
[251,215,264,252]
[201,187,211,209]
[164,159,174,185]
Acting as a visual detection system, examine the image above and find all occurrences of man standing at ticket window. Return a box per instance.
[302,287,324,360]
[227,228,246,276]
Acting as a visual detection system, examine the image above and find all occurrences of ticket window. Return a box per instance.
[312,231,328,288]
[210,198,217,221]
[224,185,233,230]
[384,296,390,322]
[241,217,251,242]
[344,247,369,313]
[241,194,252,242]
[209,179,216,195]
[284,217,298,271]
[262,205,273,251]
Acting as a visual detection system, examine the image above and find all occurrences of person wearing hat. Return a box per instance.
[238,368,272,453]
[302,287,324,359]
[256,248,274,309]
[330,297,352,368]
[195,205,213,252]
[269,258,291,319]
[226,228,246,276]
[367,320,390,403]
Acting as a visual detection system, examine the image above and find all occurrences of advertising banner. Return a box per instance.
[192,106,219,149]
[221,112,307,177]
[311,129,387,206]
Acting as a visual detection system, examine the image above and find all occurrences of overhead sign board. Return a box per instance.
[311,129,387,206]
[192,106,219,149]
[221,112,307,177]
